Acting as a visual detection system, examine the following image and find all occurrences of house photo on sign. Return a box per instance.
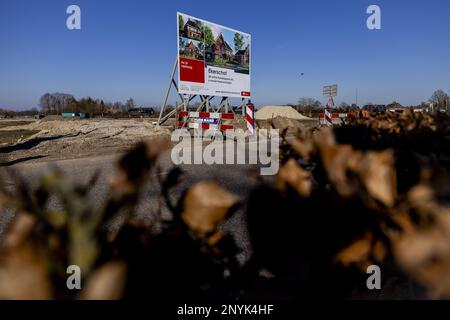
[177,12,251,98]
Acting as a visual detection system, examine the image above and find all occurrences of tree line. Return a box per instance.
[38,93,141,116]
[1,89,448,118]
[0,107,39,118]
[294,89,450,114]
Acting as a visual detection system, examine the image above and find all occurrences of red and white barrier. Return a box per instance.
[324,97,335,126]
[324,108,333,126]
[177,111,234,131]
[318,113,348,119]
[246,102,255,135]
[177,111,189,128]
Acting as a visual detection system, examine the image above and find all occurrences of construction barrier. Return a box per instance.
[177,111,234,131]
[246,102,255,135]
[318,113,349,119]
[177,111,189,128]
[318,112,348,126]
[324,108,333,126]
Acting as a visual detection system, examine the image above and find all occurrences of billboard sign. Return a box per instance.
[177,12,251,98]
[323,84,338,97]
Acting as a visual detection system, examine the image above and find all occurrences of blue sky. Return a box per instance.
[1,0,449,110]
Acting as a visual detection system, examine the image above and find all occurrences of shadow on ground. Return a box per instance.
[0,135,65,153]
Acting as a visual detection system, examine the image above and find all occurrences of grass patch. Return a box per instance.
[0,129,40,146]
[0,121,33,129]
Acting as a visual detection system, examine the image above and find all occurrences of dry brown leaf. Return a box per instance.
[3,212,36,249]
[328,145,361,196]
[313,127,336,148]
[391,210,415,234]
[393,228,450,270]
[79,261,127,300]
[317,142,361,197]
[286,137,314,161]
[334,233,373,269]
[0,243,52,299]
[144,136,170,158]
[183,181,239,236]
[373,240,387,262]
[315,133,397,206]
[359,150,397,207]
[207,231,225,246]
[392,227,450,298]
[276,158,312,197]
[313,128,359,196]
[110,137,170,194]
[407,184,436,216]
[390,185,450,298]
[421,259,450,299]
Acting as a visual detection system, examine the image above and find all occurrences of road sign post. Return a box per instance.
[322,84,337,126]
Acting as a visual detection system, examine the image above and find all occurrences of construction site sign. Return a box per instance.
[323,84,338,97]
[177,12,251,98]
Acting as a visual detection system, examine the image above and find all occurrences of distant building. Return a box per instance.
[387,108,404,114]
[128,107,155,117]
[362,104,386,113]
[61,112,77,117]
[61,112,89,118]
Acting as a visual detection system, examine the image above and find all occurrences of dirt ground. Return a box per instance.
[0,115,321,166]
[0,118,172,165]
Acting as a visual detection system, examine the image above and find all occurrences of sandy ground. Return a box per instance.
[0,118,172,165]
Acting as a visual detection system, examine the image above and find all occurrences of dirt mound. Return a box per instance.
[255,105,314,121]
[41,115,64,121]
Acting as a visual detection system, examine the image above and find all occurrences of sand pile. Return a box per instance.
[255,106,315,121]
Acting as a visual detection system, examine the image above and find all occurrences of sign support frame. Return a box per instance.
[158,58,248,125]
[322,84,338,126]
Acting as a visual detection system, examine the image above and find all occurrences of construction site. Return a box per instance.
[1,106,449,301]
[0,104,324,165]
[1,2,450,314]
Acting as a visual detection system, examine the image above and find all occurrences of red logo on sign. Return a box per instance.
[241,91,251,97]
[179,58,205,83]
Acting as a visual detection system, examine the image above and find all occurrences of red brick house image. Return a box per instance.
[211,33,233,60]
[184,19,203,40]
[185,41,199,58]
[235,45,249,65]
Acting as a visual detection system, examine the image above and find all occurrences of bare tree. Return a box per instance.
[125,98,136,111]
[39,93,75,114]
[297,97,322,115]
[429,89,449,110]
[39,93,52,113]
[113,101,124,113]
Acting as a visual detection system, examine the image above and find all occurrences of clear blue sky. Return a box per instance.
[1,0,449,110]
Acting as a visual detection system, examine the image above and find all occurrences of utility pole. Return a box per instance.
[356,88,358,107]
